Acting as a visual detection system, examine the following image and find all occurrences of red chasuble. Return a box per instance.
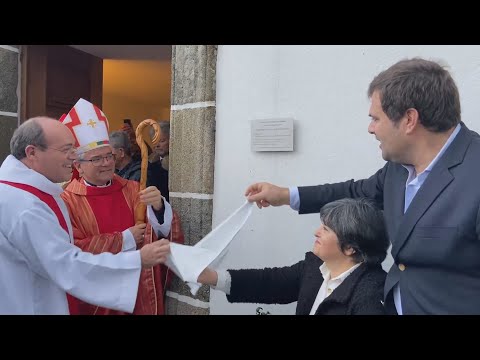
[61,174,184,315]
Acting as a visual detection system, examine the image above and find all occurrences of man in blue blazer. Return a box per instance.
[245,58,480,315]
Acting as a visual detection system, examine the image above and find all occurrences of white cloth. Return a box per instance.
[122,229,137,251]
[147,199,173,237]
[165,201,253,295]
[0,155,142,315]
[214,270,232,295]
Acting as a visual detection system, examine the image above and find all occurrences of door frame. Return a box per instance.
[19,45,103,123]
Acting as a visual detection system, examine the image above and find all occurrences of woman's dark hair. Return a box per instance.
[320,198,389,264]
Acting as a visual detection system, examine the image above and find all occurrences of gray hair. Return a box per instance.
[368,57,461,132]
[150,120,170,138]
[109,130,131,156]
[10,117,48,160]
[319,198,389,265]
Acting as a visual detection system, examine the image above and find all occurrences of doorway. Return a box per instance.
[19,45,218,315]
[20,45,172,127]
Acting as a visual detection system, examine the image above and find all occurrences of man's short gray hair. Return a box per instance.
[149,120,170,138]
[159,121,170,137]
[10,117,48,160]
[109,130,132,156]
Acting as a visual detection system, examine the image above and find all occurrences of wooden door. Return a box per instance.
[20,45,103,122]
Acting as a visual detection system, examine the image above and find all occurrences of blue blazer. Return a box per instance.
[298,123,480,314]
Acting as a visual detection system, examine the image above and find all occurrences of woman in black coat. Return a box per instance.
[197,198,389,315]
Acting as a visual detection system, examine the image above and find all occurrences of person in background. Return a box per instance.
[148,121,170,202]
[121,119,141,162]
[110,130,141,181]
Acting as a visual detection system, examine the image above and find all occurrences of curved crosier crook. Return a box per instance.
[134,119,161,224]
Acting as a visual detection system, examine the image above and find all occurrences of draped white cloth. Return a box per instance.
[165,201,253,295]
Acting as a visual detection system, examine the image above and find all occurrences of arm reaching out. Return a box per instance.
[244,182,290,209]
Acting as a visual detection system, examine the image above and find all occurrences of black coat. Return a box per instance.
[147,161,169,202]
[115,159,141,182]
[227,252,386,315]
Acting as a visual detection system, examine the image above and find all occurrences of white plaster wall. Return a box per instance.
[210,45,480,315]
